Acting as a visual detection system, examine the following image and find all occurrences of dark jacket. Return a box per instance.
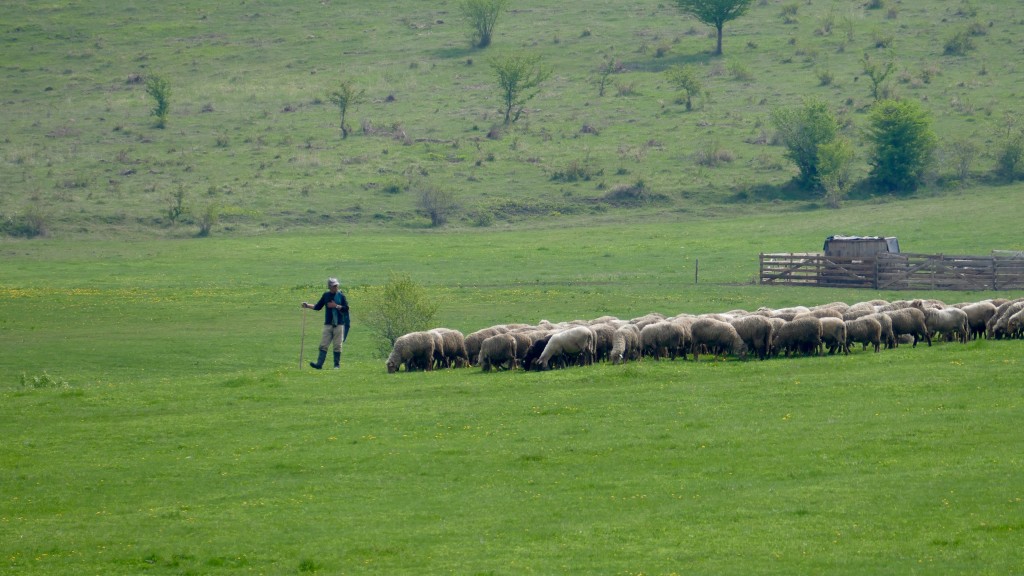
[313,290,350,327]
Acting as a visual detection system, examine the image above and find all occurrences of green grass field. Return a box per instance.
[3,0,1024,574]
[4,206,1024,574]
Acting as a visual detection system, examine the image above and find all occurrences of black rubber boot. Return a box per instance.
[333,351,341,369]
[310,349,327,370]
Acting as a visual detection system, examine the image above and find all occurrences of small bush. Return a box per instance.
[363,272,439,359]
[550,159,603,182]
[944,31,975,56]
[197,204,219,237]
[20,371,70,389]
[695,141,736,167]
[995,133,1024,182]
[2,207,49,238]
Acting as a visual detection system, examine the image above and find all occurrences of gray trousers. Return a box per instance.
[319,325,345,353]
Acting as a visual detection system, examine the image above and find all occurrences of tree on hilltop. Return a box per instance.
[671,0,755,56]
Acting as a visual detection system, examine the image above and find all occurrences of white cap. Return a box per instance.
[328,277,339,287]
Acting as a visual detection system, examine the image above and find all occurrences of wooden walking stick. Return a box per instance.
[299,306,308,369]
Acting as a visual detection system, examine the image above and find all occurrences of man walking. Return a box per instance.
[302,277,350,369]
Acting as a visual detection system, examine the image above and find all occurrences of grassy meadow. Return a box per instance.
[3,0,1024,574]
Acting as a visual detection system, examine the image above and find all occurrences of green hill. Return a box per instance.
[2,0,1022,238]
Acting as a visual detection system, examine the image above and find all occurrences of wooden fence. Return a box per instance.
[759,252,1024,291]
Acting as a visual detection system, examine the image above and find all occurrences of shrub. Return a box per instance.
[666,65,702,111]
[695,140,735,167]
[19,371,70,389]
[144,74,171,129]
[550,159,603,182]
[865,99,937,193]
[417,184,456,227]
[166,187,187,224]
[196,204,219,237]
[459,0,509,49]
[995,133,1024,182]
[2,206,49,238]
[363,272,439,359]
[817,137,856,208]
[944,30,975,56]
[770,97,838,190]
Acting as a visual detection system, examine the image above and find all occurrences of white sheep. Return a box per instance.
[640,321,689,361]
[820,317,850,355]
[690,318,747,361]
[729,315,775,360]
[610,324,641,364]
[478,333,518,372]
[772,316,823,357]
[957,301,997,340]
[536,326,596,370]
[884,307,931,347]
[386,331,436,373]
[844,316,882,353]
[924,307,969,344]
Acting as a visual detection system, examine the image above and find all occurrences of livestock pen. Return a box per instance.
[760,251,1024,291]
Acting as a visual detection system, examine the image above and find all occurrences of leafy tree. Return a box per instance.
[459,0,509,49]
[666,65,703,111]
[770,98,838,190]
[865,99,937,194]
[145,75,171,129]
[490,54,550,125]
[671,0,755,55]
[817,137,856,208]
[364,272,439,358]
[327,80,364,139]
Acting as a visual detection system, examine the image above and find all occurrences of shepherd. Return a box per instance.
[302,277,350,369]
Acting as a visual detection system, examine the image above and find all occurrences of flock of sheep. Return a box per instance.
[384,296,1024,373]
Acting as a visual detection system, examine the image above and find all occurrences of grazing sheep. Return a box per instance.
[507,330,535,368]
[640,321,689,360]
[536,326,596,370]
[884,308,931,347]
[958,301,997,340]
[610,324,642,364]
[772,316,823,357]
[812,302,850,314]
[845,316,882,353]
[464,327,502,366]
[478,333,518,372]
[690,318,747,361]
[386,331,436,373]
[819,317,850,355]
[589,323,618,363]
[924,307,969,344]
[428,328,468,368]
[729,315,775,360]
[630,312,667,330]
[796,308,844,320]
[522,333,553,371]
[426,330,446,369]
[1006,309,1024,339]
[988,300,1024,339]
[865,313,896,349]
[768,306,811,321]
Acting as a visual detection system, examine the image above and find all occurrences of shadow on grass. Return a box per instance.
[623,51,716,73]
[432,46,476,60]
